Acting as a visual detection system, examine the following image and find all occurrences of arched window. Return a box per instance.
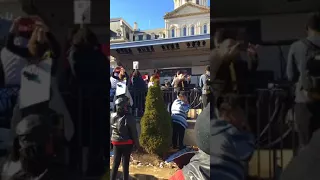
[163,33,165,38]
[196,0,200,4]
[183,27,187,36]
[171,28,175,38]
[203,24,207,34]
[191,26,195,35]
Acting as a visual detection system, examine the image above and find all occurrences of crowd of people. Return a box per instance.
[110,66,211,180]
[0,16,109,179]
[1,10,319,180]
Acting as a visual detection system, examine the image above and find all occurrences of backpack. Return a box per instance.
[203,74,211,94]
[301,39,320,100]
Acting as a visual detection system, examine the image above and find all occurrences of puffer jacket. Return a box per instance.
[182,150,210,179]
[110,113,139,147]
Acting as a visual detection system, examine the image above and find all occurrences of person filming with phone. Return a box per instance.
[5,17,60,68]
[5,17,74,160]
[172,71,191,94]
[212,28,259,97]
[7,16,62,126]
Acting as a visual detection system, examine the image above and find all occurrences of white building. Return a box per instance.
[110,0,211,81]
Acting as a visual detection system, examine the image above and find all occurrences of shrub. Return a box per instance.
[139,79,172,156]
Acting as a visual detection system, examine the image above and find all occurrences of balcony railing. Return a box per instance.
[110,36,125,41]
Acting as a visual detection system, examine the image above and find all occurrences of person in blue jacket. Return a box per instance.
[211,101,255,180]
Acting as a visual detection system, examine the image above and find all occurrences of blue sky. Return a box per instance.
[110,0,210,30]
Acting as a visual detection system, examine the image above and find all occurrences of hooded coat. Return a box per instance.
[211,119,255,180]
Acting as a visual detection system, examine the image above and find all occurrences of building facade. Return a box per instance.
[110,0,211,71]
[110,1,210,44]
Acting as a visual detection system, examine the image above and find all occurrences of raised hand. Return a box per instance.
[247,43,259,57]
[217,42,240,63]
[35,20,50,33]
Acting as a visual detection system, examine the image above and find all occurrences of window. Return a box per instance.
[203,24,207,34]
[191,26,195,35]
[147,34,151,40]
[155,35,159,39]
[163,34,165,38]
[183,27,187,36]
[138,35,143,41]
[171,28,175,38]
[196,0,200,4]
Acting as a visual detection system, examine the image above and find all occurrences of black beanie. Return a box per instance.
[194,103,212,154]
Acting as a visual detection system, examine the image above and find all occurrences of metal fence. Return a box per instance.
[127,87,204,117]
[216,85,297,180]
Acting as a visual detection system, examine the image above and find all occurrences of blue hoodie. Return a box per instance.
[211,119,255,180]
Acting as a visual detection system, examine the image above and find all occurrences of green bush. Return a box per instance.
[139,79,172,156]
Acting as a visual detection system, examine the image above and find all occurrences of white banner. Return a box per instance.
[133,61,139,69]
[20,59,52,109]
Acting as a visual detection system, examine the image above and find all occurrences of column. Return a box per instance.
[197,22,201,35]
[121,26,126,39]
[176,27,181,37]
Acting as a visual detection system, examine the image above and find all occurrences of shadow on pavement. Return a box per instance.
[103,171,165,180]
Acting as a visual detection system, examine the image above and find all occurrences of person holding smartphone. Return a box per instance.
[8,17,75,165]
[212,28,259,95]
[6,17,60,68]
[7,16,61,119]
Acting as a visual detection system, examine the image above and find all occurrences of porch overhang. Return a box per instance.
[110,34,210,69]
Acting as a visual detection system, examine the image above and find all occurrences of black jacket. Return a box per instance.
[68,45,109,91]
[182,150,210,180]
[110,113,140,147]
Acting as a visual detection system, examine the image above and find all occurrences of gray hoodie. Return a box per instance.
[211,119,255,180]
[287,36,320,103]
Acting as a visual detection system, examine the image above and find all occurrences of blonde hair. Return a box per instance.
[27,27,47,57]
[150,75,155,82]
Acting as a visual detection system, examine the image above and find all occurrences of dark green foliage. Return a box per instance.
[139,80,172,156]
